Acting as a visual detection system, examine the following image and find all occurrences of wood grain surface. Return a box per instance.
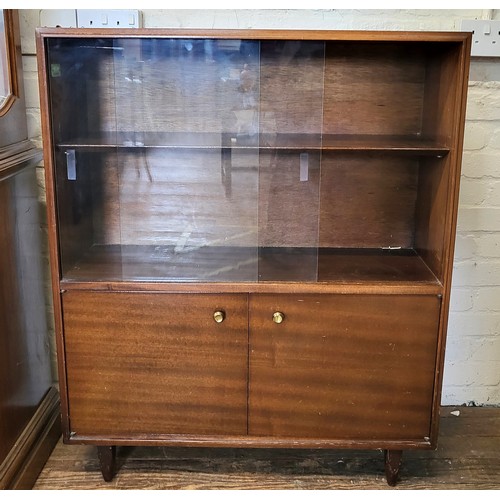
[319,154,419,248]
[323,43,426,136]
[33,407,500,489]
[0,167,52,466]
[36,28,472,43]
[63,291,248,437]
[249,294,441,440]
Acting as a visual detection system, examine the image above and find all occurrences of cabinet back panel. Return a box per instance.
[59,148,259,281]
[259,41,324,136]
[112,39,259,135]
[63,292,248,436]
[111,149,258,248]
[323,43,426,136]
[259,151,320,249]
[249,294,441,440]
[319,153,419,248]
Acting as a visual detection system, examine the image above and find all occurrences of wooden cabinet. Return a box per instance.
[36,28,471,485]
[0,10,59,489]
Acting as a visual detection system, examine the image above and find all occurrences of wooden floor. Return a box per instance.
[33,406,500,490]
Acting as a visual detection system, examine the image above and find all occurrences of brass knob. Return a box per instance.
[213,310,225,323]
[273,311,284,324]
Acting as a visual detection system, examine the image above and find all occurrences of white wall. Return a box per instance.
[18,9,500,406]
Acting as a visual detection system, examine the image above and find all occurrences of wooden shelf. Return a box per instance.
[57,132,449,156]
[61,245,440,287]
[320,135,448,155]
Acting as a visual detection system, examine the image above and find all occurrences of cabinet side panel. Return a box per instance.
[416,44,462,281]
[249,294,440,441]
[0,168,52,464]
[415,156,450,281]
[63,292,248,436]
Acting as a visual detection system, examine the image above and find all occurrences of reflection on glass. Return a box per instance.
[0,10,11,109]
[110,39,260,282]
[46,38,339,283]
[47,38,329,283]
[48,38,263,282]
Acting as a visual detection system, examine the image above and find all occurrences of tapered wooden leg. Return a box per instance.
[97,446,116,482]
[384,449,403,486]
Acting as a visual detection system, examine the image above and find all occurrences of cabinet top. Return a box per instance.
[35,27,471,44]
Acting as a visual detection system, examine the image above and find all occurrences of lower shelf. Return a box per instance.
[61,245,440,286]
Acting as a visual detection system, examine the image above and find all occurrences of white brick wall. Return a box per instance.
[18,9,500,406]
[447,69,500,405]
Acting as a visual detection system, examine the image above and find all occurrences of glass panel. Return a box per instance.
[112,38,260,281]
[258,41,324,281]
[45,35,456,286]
[47,37,262,282]
[0,10,11,109]
[46,38,117,280]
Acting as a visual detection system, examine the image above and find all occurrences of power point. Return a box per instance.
[462,20,500,57]
[76,10,142,29]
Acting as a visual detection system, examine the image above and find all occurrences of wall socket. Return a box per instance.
[462,20,500,57]
[76,10,142,28]
[40,9,142,29]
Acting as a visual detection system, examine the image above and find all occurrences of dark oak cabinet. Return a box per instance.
[0,10,59,489]
[36,28,471,485]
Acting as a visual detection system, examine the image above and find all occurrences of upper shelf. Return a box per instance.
[57,132,450,156]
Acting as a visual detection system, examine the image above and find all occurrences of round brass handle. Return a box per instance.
[213,310,225,323]
[272,311,284,324]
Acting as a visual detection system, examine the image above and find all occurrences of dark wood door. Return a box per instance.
[63,291,248,437]
[249,294,441,441]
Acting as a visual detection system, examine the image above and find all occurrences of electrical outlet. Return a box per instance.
[462,20,500,57]
[76,10,142,29]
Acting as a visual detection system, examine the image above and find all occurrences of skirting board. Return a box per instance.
[0,386,61,489]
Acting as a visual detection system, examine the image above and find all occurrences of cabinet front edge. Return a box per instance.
[64,434,434,450]
[35,27,472,44]
[59,281,443,295]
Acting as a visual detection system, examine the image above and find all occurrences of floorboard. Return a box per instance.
[33,406,500,489]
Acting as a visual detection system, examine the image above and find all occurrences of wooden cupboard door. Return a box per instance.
[63,291,248,437]
[249,294,441,441]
